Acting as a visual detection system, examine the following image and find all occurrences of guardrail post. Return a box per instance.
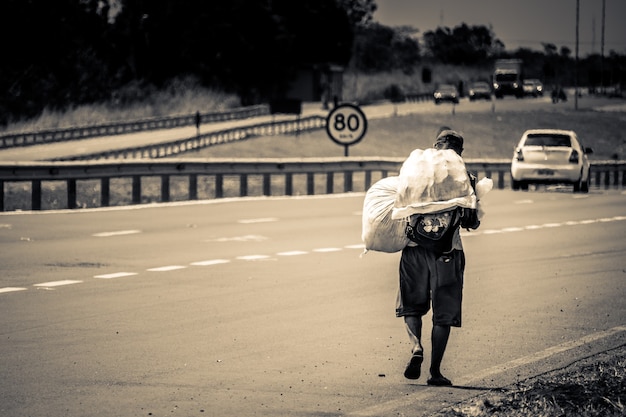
[240,174,248,197]
[307,173,314,195]
[263,174,271,196]
[285,173,293,196]
[101,178,110,207]
[326,173,334,194]
[68,179,77,209]
[364,171,372,190]
[0,180,4,211]
[343,172,353,192]
[497,171,506,189]
[132,176,141,204]
[189,174,198,200]
[32,180,41,210]
[161,175,170,202]
[215,174,223,198]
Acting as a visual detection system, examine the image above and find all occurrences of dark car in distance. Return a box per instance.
[468,81,492,101]
[433,84,459,104]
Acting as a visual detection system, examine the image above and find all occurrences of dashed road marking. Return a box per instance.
[94,272,138,279]
[92,230,141,237]
[190,259,230,266]
[462,215,626,237]
[277,250,309,256]
[205,235,268,242]
[237,218,278,224]
[4,215,625,295]
[34,280,82,287]
[147,265,187,272]
[345,244,366,249]
[313,247,342,253]
[237,255,272,261]
[0,287,27,293]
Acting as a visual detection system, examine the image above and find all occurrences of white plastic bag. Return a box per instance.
[361,176,409,253]
[392,148,477,219]
[475,177,494,220]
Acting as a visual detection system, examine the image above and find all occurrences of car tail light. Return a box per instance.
[569,150,579,163]
[515,148,524,161]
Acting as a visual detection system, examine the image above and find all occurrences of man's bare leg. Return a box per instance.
[428,324,452,385]
[403,316,424,379]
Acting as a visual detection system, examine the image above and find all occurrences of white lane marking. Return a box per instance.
[190,259,231,266]
[92,230,141,237]
[0,223,12,229]
[277,250,308,256]
[34,280,82,287]
[313,247,342,253]
[205,235,268,242]
[0,287,27,294]
[345,244,365,249]
[514,199,534,204]
[236,255,272,261]
[462,215,626,237]
[147,265,186,272]
[237,218,278,224]
[349,325,626,417]
[501,227,525,232]
[94,272,138,279]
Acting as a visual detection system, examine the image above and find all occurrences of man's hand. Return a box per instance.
[460,208,480,230]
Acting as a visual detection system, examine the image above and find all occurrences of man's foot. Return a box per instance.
[403,351,423,380]
[427,375,452,386]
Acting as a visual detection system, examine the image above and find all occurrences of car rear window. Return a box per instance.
[524,134,571,147]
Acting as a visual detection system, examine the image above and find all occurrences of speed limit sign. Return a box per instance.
[325,103,367,155]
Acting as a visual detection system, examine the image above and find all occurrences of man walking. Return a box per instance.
[396,129,480,386]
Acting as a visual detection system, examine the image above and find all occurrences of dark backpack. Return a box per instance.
[404,172,480,253]
[405,208,462,254]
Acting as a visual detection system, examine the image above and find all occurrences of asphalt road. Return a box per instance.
[1,187,625,416]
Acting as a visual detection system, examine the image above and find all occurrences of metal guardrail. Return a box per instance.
[0,158,624,212]
[0,105,269,148]
[52,115,326,161]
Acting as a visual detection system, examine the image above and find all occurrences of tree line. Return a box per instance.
[1,0,624,125]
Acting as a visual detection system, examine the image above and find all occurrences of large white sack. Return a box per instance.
[392,148,477,219]
[475,177,494,220]
[362,176,409,253]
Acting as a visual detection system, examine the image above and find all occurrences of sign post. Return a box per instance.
[325,104,367,156]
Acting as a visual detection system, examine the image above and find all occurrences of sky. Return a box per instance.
[372,0,626,57]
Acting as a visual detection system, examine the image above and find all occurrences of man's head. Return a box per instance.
[434,129,464,156]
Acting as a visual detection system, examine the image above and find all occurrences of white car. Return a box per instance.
[511,129,593,192]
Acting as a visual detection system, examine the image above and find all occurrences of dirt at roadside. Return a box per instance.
[432,344,626,416]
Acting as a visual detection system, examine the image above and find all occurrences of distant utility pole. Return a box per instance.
[575,0,579,110]
[601,0,606,93]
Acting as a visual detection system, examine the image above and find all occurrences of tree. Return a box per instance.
[350,23,419,73]
[423,23,501,65]
[0,0,112,123]
[335,0,377,27]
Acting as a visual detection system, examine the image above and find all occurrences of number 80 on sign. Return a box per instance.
[325,104,368,147]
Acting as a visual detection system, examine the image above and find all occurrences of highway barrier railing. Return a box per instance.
[0,105,269,149]
[51,115,326,161]
[0,159,624,212]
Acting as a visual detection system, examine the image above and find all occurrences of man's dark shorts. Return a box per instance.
[396,246,465,327]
